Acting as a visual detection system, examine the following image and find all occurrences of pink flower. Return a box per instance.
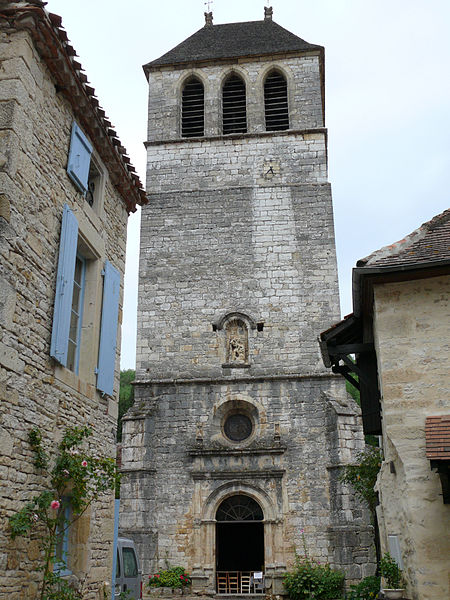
[81,460,88,467]
[50,500,60,510]
[32,514,39,521]
[63,469,70,476]
[156,574,160,578]
[300,528,305,534]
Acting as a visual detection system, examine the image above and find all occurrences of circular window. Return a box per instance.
[224,413,253,442]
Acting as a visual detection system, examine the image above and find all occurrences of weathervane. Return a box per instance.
[204,0,213,11]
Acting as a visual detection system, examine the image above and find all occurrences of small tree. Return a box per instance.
[9,426,120,600]
[340,445,382,564]
[118,369,135,442]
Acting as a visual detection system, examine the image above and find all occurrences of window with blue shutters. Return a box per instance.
[51,205,121,396]
[67,122,93,194]
[66,254,86,373]
[50,205,79,367]
[97,260,121,396]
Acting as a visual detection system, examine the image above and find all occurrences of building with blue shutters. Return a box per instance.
[0,2,145,598]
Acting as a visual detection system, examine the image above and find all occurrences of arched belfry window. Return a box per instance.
[181,76,204,137]
[222,74,247,135]
[216,495,263,522]
[264,70,289,131]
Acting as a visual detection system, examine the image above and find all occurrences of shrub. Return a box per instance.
[283,554,344,600]
[148,566,191,589]
[379,553,403,589]
[347,575,380,600]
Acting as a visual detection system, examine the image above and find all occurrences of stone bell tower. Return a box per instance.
[120,7,375,594]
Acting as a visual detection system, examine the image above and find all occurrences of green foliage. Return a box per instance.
[346,378,360,404]
[283,533,344,600]
[379,553,403,589]
[339,446,382,516]
[347,575,380,600]
[345,374,377,446]
[29,428,49,469]
[283,555,344,600]
[148,566,191,589]
[118,369,135,442]
[42,572,82,600]
[9,426,120,600]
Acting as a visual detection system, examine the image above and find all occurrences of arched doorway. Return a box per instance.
[216,495,264,591]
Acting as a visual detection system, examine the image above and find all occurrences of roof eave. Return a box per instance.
[2,2,146,213]
[143,46,324,77]
[352,259,450,318]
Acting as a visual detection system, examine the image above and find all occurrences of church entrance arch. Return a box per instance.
[215,495,264,586]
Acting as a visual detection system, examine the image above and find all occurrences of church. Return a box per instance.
[120,7,375,594]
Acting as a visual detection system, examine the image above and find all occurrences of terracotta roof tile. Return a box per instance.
[357,208,450,269]
[426,416,450,460]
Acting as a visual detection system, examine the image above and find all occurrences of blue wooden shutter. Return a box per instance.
[50,204,78,366]
[67,122,93,193]
[97,260,120,396]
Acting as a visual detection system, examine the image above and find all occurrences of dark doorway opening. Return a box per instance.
[215,495,265,575]
[216,522,264,571]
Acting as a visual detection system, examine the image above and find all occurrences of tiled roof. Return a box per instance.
[1,1,146,212]
[144,18,322,71]
[426,416,450,460]
[357,208,450,268]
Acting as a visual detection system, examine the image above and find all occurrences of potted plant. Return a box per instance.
[379,553,404,599]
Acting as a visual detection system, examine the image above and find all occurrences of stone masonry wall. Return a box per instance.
[121,376,373,587]
[137,181,339,380]
[0,27,128,599]
[373,276,450,600]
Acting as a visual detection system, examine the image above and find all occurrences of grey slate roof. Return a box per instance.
[144,19,322,70]
[357,208,450,268]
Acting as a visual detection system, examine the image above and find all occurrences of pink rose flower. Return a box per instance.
[50,500,60,510]
[33,514,39,521]
[81,460,88,467]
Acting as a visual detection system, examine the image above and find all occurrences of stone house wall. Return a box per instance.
[0,25,129,599]
[373,275,450,600]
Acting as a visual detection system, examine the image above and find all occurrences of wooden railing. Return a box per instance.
[216,571,265,594]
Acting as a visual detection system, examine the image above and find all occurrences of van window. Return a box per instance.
[123,547,138,577]
[116,549,121,577]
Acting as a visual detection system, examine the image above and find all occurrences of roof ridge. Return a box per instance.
[357,207,450,267]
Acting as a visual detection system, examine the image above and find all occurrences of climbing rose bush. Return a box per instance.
[9,426,120,600]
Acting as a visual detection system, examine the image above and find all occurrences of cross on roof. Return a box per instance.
[204,0,213,11]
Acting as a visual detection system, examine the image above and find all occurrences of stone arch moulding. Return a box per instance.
[213,311,261,331]
[176,69,208,96]
[219,66,251,91]
[202,480,277,523]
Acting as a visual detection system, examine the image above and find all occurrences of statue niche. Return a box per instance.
[226,318,248,364]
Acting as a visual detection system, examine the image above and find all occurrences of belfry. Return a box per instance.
[120,7,375,594]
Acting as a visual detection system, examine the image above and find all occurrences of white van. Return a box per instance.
[114,537,142,599]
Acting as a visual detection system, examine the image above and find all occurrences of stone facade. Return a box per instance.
[0,4,144,599]
[373,275,450,600]
[122,13,375,596]
[320,210,450,600]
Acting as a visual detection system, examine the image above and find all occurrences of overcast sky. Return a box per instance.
[45,0,450,369]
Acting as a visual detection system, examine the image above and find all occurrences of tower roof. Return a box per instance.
[144,18,322,74]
